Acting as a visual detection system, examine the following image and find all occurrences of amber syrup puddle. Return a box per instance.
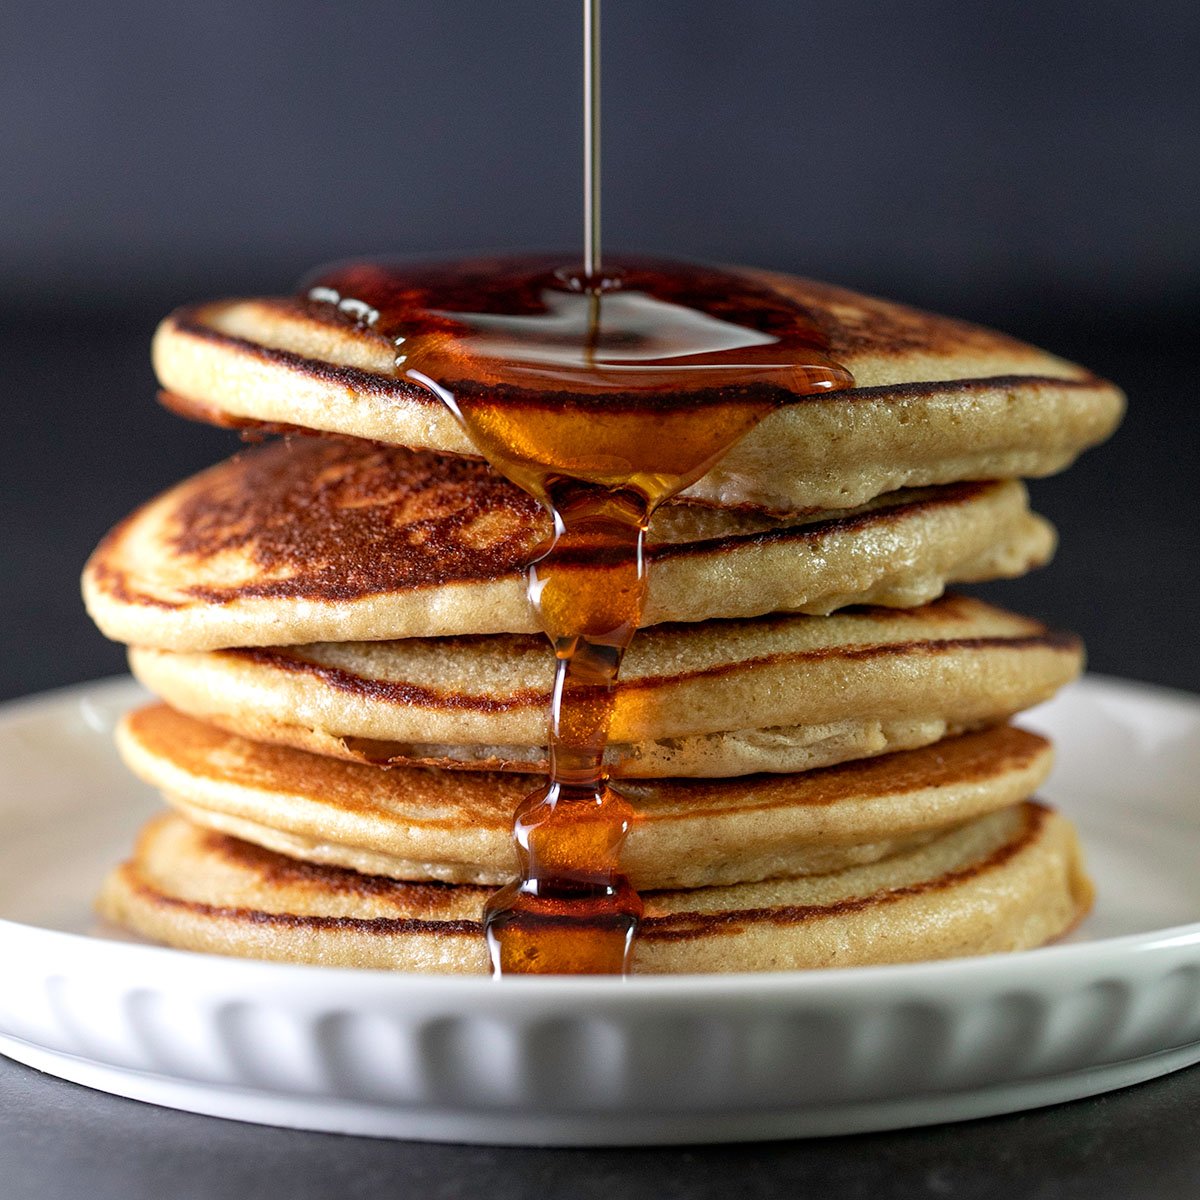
[305,254,852,974]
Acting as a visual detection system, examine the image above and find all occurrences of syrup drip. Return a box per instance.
[305,255,852,974]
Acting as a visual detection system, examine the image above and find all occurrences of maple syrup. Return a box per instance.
[304,255,852,974]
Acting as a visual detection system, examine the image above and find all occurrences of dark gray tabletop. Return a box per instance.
[1,306,1197,1198]
[3,1049,1200,1200]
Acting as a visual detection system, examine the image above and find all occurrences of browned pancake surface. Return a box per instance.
[120,704,1056,887]
[89,436,1046,605]
[84,436,1056,650]
[116,439,544,604]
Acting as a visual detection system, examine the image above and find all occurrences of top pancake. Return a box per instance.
[83,436,1054,649]
[152,268,1124,513]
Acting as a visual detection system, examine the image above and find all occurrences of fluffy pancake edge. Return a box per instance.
[124,596,1084,755]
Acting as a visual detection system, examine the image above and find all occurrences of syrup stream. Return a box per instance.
[305,7,851,975]
[305,256,851,973]
[583,0,602,281]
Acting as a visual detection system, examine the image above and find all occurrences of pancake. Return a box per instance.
[96,803,1092,973]
[151,269,1124,514]
[119,706,1054,888]
[83,436,1055,650]
[127,594,1083,778]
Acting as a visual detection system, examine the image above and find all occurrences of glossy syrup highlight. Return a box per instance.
[305,255,852,974]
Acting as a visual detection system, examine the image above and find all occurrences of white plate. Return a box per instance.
[1,675,1199,1145]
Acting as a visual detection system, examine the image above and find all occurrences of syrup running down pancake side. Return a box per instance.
[304,255,853,975]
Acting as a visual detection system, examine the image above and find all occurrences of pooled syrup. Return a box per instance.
[305,254,852,974]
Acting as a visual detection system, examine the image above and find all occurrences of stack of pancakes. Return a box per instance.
[84,270,1123,973]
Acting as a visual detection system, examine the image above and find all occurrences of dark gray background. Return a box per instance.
[3,0,1196,310]
[1,1,1198,1195]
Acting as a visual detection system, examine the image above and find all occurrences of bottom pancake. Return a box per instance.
[97,803,1092,974]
